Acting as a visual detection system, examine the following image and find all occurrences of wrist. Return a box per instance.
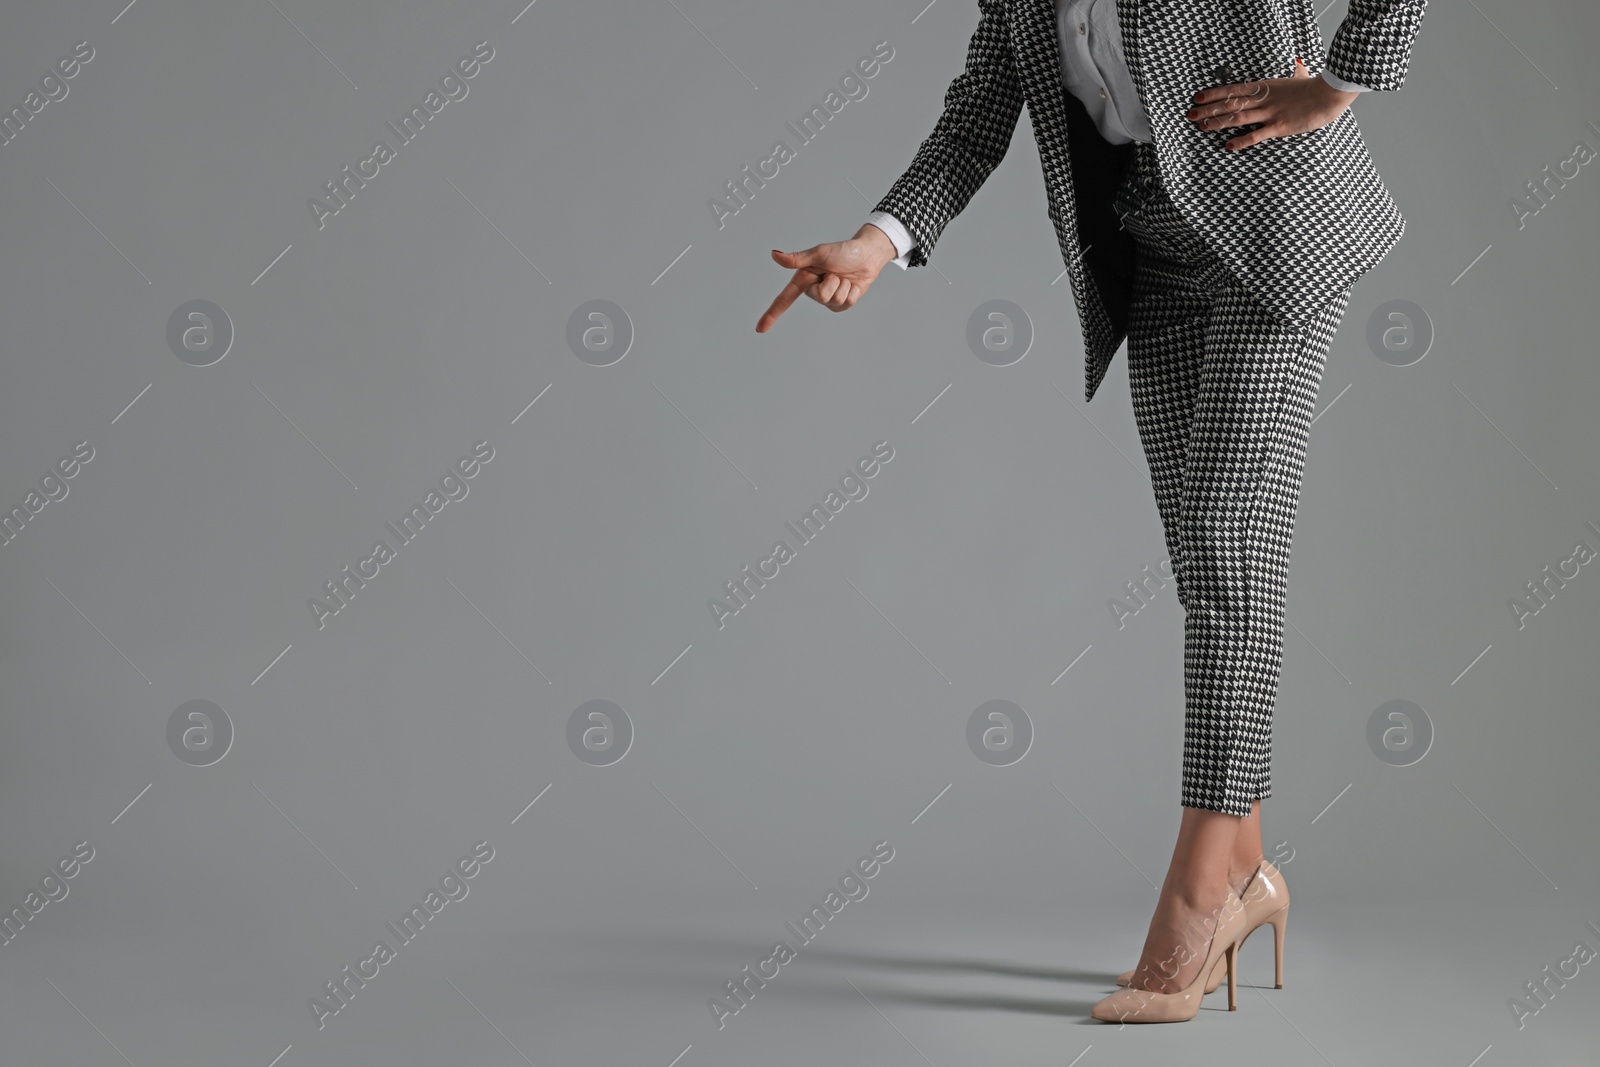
[854,222,899,268]
[1313,74,1360,105]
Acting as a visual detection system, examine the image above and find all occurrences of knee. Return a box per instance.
[1181,506,1253,562]
[1178,507,1254,607]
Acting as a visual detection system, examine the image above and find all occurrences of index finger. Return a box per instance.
[757,274,811,333]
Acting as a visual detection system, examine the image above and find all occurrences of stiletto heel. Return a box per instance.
[1226,939,1238,1010]
[1267,901,1288,988]
[1113,857,1290,994]
[1090,886,1249,1023]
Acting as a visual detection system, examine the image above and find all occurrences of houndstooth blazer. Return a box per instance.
[872,0,1427,401]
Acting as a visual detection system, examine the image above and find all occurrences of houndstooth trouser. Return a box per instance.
[1113,138,1351,819]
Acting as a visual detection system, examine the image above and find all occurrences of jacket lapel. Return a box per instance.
[1008,0,1137,390]
[1007,0,1083,267]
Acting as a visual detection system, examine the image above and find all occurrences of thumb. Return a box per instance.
[772,247,817,269]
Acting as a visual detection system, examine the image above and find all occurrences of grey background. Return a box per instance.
[0,0,1596,1064]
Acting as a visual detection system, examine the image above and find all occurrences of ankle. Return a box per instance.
[1166,873,1234,913]
[1227,851,1264,890]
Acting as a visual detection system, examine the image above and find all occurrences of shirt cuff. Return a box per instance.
[1318,66,1371,93]
[866,210,916,270]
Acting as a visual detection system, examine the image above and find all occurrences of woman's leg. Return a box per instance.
[1119,291,1346,993]
[1175,278,1350,818]
[1126,806,1241,993]
[1122,280,1348,991]
[1120,155,1254,992]
[1116,139,1347,990]
[1231,798,1265,891]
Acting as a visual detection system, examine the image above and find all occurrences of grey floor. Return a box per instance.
[3,754,1595,1067]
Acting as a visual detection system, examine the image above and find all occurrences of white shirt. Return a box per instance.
[866,0,1370,268]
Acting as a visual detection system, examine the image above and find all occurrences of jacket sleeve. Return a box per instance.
[870,0,1025,268]
[1322,0,1427,92]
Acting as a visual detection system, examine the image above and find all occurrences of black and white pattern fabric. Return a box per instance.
[1115,139,1349,816]
[872,0,1426,402]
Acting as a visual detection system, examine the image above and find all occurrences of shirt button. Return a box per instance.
[1078,21,1086,34]
[1098,87,1107,98]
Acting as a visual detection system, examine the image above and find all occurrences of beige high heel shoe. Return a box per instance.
[1089,884,1249,1023]
[1112,857,1290,993]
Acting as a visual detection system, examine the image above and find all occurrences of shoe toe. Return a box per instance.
[1089,989,1140,1022]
